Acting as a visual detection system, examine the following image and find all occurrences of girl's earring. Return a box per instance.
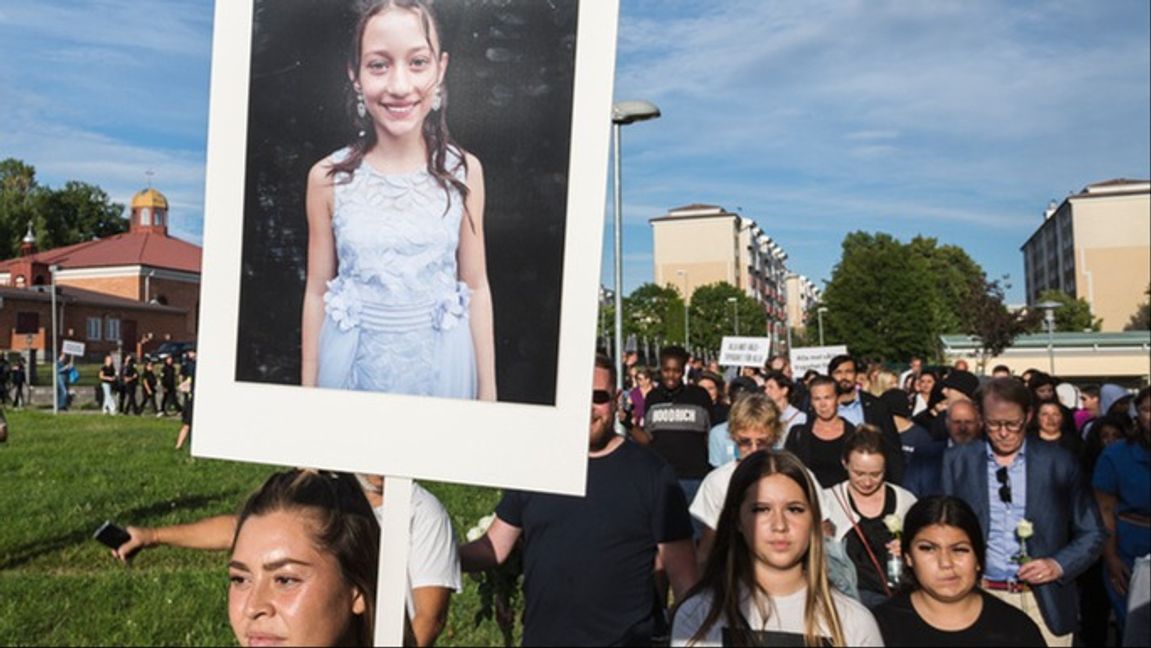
[356,93,366,119]
[431,86,443,112]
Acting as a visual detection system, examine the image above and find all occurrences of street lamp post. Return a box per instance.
[727,296,739,336]
[817,306,828,347]
[611,100,661,395]
[1036,300,1062,374]
[677,269,690,349]
[50,264,59,415]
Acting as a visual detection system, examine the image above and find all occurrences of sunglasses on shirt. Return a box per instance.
[996,466,1011,504]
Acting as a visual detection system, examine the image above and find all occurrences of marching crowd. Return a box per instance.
[107,348,1150,647]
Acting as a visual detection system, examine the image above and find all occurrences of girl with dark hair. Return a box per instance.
[672,450,882,646]
[228,469,383,647]
[300,0,495,400]
[872,496,1044,646]
[1030,401,1084,457]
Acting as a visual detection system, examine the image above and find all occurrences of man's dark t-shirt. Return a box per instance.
[873,590,1045,647]
[495,440,693,646]
[644,383,714,479]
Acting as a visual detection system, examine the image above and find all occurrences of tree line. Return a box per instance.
[0,158,128,258]
[601,229,1138,364]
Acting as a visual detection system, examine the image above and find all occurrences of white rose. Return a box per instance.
[1017,519,1034,539]
[883,514,903,536]
[466,525,485,542]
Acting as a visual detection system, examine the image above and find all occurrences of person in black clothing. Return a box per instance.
[1028,372,1077,440]
[696,370,729,426]
[159,355,181,415]
[140,360,160,415]
[0,356,9,404]
[179,350,196,413]
[458,354,697,646]
[119,355,140,415]
[639,345,715,506]
[10,360,26,408]
[785,375,856,487]
[873,496,1045,647]
[827,355,905,484]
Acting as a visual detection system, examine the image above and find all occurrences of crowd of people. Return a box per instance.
[103,343,1150,647]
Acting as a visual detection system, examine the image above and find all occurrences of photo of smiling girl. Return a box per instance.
[300,0,495,400]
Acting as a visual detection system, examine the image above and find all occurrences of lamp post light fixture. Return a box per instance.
[1036,300,1062,374]
[611,100,661,395]
[677,269,690,349]
[727,296,739,335]
[817,306,829,347]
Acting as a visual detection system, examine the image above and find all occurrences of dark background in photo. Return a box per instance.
[234,0,580,405]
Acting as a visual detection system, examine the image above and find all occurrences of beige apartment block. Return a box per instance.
[650,204,791,337]
[786,273,821,330]
[1021,179,1150,332]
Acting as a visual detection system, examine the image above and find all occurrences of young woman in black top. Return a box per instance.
[872,496,1045,646]
[784,376,854,487]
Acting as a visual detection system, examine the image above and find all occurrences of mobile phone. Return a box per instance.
[93,520,132,550]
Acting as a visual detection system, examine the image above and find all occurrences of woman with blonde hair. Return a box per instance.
[869,369,899,398]
[673,450,882,646]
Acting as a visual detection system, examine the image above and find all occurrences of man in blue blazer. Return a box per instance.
[943,377,1103,646]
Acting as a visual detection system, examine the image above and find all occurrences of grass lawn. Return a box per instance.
[0,410,515,646]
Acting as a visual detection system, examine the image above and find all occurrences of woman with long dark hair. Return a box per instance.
[672,450,881,646]
[228,469,382,647]
[300,0,495,400]
[872,496,1044,646]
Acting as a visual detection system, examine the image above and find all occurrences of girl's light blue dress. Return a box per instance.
[316,147,475,399]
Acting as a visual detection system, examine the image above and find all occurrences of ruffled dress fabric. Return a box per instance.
[316,148,476,399]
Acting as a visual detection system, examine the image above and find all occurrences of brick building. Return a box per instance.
[0,187,201,360]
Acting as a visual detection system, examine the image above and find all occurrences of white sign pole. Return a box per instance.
[374,476,413,647]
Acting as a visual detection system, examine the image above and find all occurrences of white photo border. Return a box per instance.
[194,0,619,496]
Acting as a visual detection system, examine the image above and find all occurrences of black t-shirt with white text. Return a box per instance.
[644,384,714,479]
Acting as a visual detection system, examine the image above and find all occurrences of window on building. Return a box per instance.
[105,318,121,342]
[87,317,102,341]
[16,312,39,334]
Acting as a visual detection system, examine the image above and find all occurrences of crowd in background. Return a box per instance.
[104,343,1149,647]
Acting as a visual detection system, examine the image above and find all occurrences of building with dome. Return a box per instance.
[0,186,200,359]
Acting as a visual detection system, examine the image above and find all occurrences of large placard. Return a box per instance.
[789,345,849,377]
[718,336,771,368]
[195,0,618,496]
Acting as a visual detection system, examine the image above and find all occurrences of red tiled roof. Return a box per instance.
[0,231,201,274]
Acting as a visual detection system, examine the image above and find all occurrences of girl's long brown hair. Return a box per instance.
[329,0,471,226]
[676,450,846,647]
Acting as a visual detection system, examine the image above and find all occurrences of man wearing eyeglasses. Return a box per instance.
[942,377,1103,647]
[460,354,698,646]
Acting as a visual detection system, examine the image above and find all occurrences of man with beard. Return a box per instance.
[460,355,697,646]
[827,355,905,483]
[903,398,983,497]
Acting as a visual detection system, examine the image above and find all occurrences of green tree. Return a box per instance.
[34,181,127,250]
[1125,285,1150,331]
[906,236,985,333]
[0,158,128,257]
[964,276,1039,370]
[622,282,686,346]
[816,231,944,362]
[1035,290,1101,332]
[0,158,39,257]
[687,282,767,355]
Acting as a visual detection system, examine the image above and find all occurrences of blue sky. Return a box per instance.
[2,0,1148,303]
